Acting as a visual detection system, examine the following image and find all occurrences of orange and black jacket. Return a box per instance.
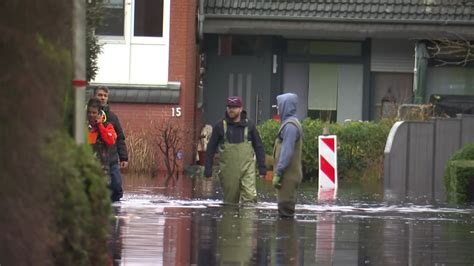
[103,105,128,165]
[88,122,117,173]
[88,122,117,146]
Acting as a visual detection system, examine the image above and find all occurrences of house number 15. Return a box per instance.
[172,107,182,117]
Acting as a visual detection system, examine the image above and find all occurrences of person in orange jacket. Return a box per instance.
[94,86,128,202]
[87,98,117,177]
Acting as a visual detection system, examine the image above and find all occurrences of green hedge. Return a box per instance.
[44,132,111,265]
[444,142,474,204]
[257,118,393,180]
[258,119,280,155]
[0,1,112,264]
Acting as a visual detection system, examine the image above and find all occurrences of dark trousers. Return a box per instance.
[109,163,123,202]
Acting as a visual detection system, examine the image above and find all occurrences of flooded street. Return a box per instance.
[109,175,474,265]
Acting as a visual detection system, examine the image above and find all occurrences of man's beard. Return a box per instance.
[227,111,239,120]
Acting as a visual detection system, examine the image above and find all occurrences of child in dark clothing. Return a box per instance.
[87,98,117,177]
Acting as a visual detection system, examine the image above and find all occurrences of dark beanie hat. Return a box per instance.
[226,96,242,107]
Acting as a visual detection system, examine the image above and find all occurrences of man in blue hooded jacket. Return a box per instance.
[272,93,303,218]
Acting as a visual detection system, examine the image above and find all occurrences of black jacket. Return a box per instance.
[103,105,128,165]
[205,111,266,177]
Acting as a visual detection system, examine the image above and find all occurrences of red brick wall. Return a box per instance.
[112,103,195,170]
[169,0,198,164]
[110,103,175,131]
[111,0,199,169]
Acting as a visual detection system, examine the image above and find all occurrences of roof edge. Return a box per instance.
[87,82,181,104]
[204,14,474,26]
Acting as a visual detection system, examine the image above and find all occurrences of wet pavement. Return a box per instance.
[109,175,474,265]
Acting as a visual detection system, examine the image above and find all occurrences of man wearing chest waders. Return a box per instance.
[272,93,303,218]
[204,96,266,204]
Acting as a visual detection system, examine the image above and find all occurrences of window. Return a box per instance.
[134,0,164,37]
[310,41,361,56]
[287,41,309,55]
[307,63,364,122]
[426,67,474,97]
[308,63,338,111]
[218,35,232,56]
[218,35,263,56]
[287,41,361,56]
[95,0,125,36]
[372,72,413,120]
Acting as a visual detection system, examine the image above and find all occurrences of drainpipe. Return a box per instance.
[73,0,86,144]
[198,0,205,42]
[413,42,429,104]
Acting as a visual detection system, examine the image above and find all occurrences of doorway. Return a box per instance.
[203,35,272,125]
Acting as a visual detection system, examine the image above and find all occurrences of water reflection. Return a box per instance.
[274,218,299,265]
[119,205,167,265]
[216,207,256,265]
[109,206,123,266]
[109,175,474,265]
[315,213,336,265]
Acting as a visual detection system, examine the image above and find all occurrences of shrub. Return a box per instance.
[44,132,111,265]
[125,120,190,185]
[257,118,393,180]
[156,121,189,183]
[444,142,474,204]
[257,119,280,155]
[126,127,159,176]
[0,2,110,264]
[338,119,393,179]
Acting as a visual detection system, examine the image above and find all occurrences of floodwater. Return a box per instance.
[109,175,474,265]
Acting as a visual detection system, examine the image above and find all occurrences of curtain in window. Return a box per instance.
[308,63,338,111]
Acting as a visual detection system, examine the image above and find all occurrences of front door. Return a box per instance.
[203,52,272,125]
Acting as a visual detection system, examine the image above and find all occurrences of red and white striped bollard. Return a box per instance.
[318,134,338,200]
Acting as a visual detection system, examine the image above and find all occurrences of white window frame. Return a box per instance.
[95,0,127,44]
[93,0,171,85]
[130,0,169,45]
[97,0,170,46]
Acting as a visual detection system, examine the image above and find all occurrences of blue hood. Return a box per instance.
[276,93,298,122]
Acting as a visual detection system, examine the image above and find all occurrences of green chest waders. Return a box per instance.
[218,120,257,204]
[273,118,303,217]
